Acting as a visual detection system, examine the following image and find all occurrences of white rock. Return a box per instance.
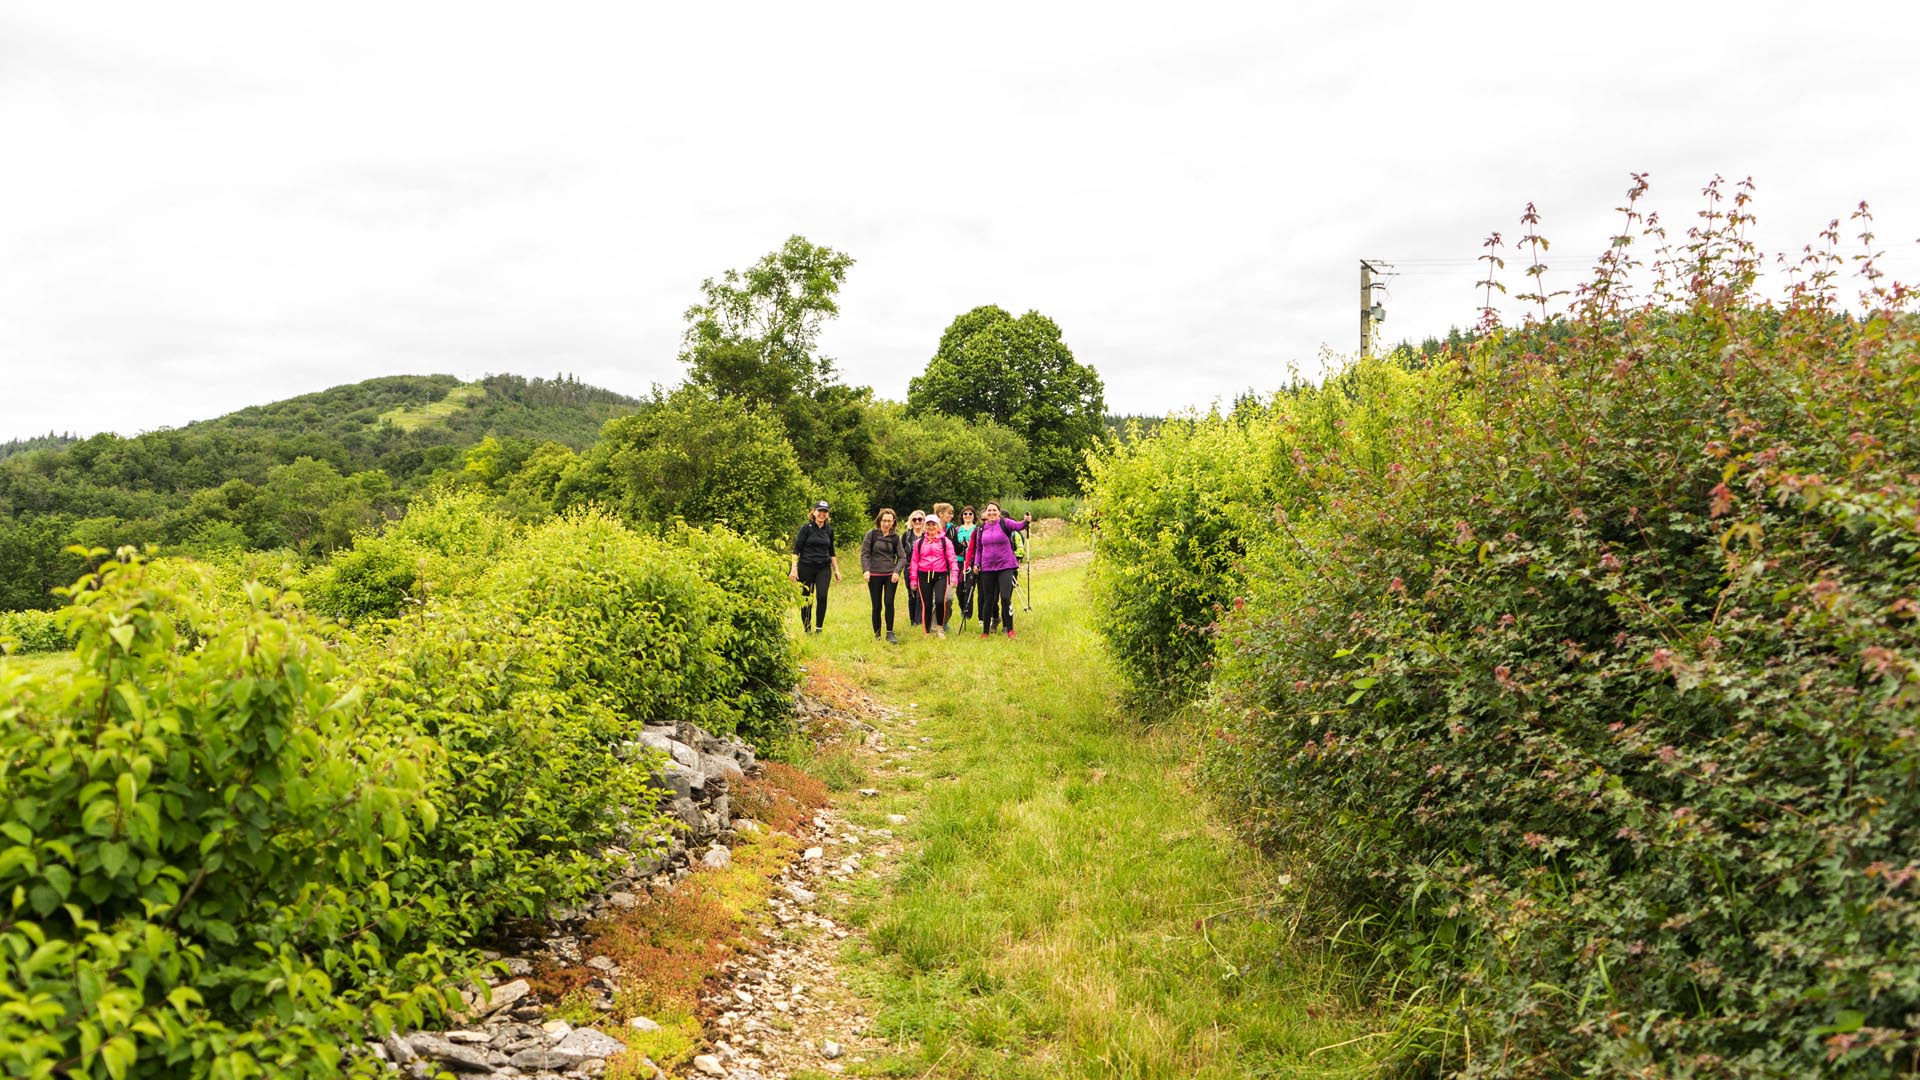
[443,1029,490,1044]
[628,1015,661,1032]
[887,814,908,825]
[552,1027,627,1060]
[784,884,817,904]
[541,1019,574,1040]
[802,846,823,861]
[858,788,879,797]
[481,978,531,1016]
[821,1040,844,1059]
[694,1054,728,1076]
[733,988,753,1005]
[703,846,733,869]
[586,955,618,973]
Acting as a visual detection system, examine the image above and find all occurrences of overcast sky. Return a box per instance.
[3,1,1917,441]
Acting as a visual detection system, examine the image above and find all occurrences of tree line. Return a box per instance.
[0,237,1110,610]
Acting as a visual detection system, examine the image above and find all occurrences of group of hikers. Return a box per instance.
[787,500,1032,642]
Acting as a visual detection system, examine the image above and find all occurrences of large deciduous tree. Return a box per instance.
[680,236,876,480]
[907,305,1105,495]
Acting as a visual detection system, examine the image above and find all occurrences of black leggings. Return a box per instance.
[919,572,950,632]
[798,563,831,629]
[868,576,897,634]
[956,569,976,620]
[977,567,1017,633]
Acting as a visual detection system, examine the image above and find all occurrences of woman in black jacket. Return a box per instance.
[860,508,907,643]
[789,501,841,634]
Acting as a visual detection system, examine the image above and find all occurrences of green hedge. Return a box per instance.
[1204,235,1920,1072]
[1094,195,1920,1074]
[0,608,65,653]
[0,505,801,1075]
[1084,358,1437,715]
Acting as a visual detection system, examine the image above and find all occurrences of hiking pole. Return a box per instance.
[1023,519,1033,612]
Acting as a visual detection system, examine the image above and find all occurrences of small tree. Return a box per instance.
[908,305,1105,495]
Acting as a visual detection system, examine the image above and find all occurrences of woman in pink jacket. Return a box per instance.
[907,517,960,638]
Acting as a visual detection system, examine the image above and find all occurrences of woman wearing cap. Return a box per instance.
[962,501,1030,637]
[789,500,841,634]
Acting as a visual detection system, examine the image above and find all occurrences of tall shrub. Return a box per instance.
[1214,186,1920,1076]
[1084,357,1436,715]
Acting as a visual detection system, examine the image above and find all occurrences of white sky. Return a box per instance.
[3,0,1918,440]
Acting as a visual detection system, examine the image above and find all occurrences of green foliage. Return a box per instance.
[0,506,801,1073]
[869,404,1028,516]
[671,525,802,744]
[1084,363,1428,715]
[1202,185,1920,1075]
[583,385,808,547]
[0,607,66,653]
[0,554,446,1078]
[306,488,520,622]
[679,236,878,478]
[908,305,1106,495]
[682,236,855,406]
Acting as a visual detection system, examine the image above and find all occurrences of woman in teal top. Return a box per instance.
[952,505,978,622]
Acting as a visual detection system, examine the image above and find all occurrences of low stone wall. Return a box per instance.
[367,720,763,1078]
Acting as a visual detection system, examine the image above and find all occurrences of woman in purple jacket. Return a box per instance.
[962,501,1031,637]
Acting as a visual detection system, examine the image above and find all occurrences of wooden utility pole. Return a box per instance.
[1359,260,1377,356]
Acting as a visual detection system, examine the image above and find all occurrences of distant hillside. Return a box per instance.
[0,373,642,610]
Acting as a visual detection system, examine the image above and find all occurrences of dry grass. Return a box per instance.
[733,761,829,833]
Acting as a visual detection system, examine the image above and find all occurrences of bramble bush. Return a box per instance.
[1200,181,1920,1075]
[1088,180,1920,1074]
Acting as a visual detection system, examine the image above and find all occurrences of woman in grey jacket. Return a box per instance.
[861,508,908,643]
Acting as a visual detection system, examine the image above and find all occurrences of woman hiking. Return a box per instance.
[932,502,958,630]
[789,500,841,634]
[861,508,906,643]
[902,509,927,630]
[964,501,1031,637]
[908,515,960,638]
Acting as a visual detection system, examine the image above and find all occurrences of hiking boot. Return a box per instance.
[981,629,992,638]
[885,631,899,644]
[935,627,947,639]
[1006,629,1016,639]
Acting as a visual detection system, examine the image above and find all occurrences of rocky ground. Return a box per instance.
[376,673,909,1080]
[692,800,906,1078]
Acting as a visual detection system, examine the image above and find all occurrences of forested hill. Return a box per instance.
[0,373,639,608]
[0,434,81,462]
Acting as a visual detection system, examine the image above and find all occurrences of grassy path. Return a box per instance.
[792,547,1371,1078]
